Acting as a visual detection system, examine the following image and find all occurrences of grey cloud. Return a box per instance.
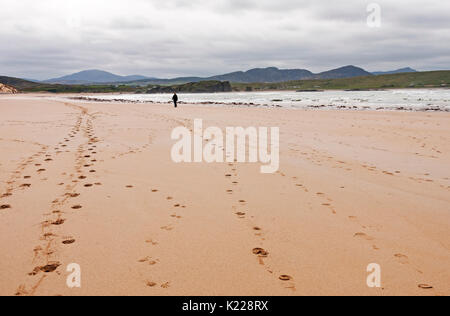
[0,0,448,80]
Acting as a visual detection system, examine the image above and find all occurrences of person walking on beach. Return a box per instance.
[172,92,178,108]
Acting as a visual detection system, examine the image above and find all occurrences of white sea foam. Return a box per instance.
[83,89,450,112]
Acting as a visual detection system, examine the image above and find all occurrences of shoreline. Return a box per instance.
[3,92,450,113]
[65,93,450,113]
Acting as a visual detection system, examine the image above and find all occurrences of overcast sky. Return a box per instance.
[0,0,449,80]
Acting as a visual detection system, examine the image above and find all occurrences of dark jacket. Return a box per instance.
[172,94,178,102]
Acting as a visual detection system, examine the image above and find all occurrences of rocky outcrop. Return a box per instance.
[146,81,232,94]
[0,83,19,94]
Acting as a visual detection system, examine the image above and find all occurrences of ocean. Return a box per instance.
[86,89,450,112]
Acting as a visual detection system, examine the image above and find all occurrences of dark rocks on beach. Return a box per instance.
[146,81,232,94]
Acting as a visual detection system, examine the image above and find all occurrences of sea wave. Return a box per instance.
[72,89,450,112]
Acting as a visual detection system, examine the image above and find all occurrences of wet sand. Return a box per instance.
[0,94,449,296]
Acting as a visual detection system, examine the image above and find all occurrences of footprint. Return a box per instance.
[34,262,61,273]
[84,184,93,187]
[62,239,76,245]
[418,284,433,290]
[354,232,374,241]
[394,254,409,264]
[138,257,150,263]
[279,275,293,281]
[126,185,133,188]
[71,205,82,210]
[37,169,46,172]
[139,257,159,265]
[52,219,65,225]
[28,267,41,276]
[146,281,157,287]
[0,204,12,210]
[145,239,158,246]
[252,248,269,257]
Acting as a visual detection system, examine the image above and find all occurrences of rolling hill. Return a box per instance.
[232,70,450,91]
[207,67,314,83]
[2,70,448,94]
[37,65,419,86]
[0,76,137,93]
[125,65,375,85]
[45,70,151,84]
[315,65,372,79]
[372,67,417,76]
[0,76,42,89]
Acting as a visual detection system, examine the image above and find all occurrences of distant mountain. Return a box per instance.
[42,65,379,86]
[131,65,372,85]
[208,67,314,83]
[208,66,372,82]
[3,71,449,93]
[45,70,151,84]
[372,67,417,76]
[314,65,373,79]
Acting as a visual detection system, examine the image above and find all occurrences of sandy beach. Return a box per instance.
[0,94,449,296]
